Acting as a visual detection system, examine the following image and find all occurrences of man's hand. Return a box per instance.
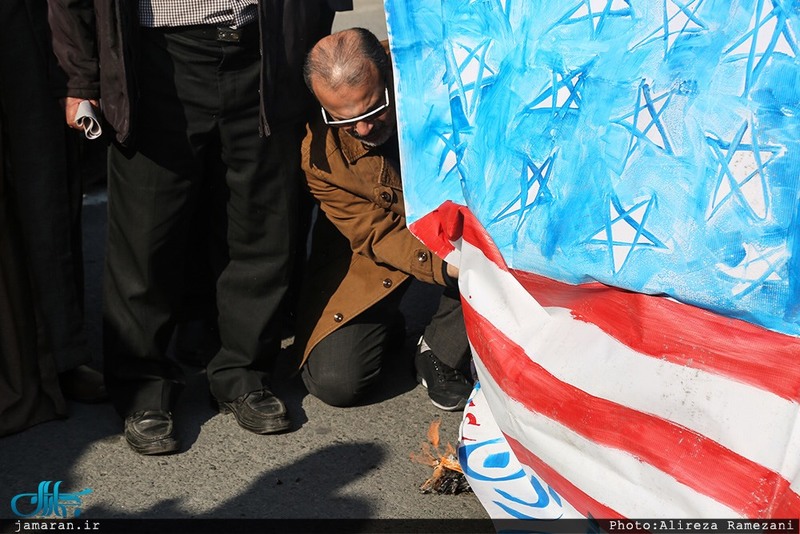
[63,97,98,130]
[446,262,459,279]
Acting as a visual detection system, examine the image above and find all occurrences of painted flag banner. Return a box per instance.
[385,0,800,521]
[459,381,576,519]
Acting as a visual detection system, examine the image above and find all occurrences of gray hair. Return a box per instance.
[303,28,390,93]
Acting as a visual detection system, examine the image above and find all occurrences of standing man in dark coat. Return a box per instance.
[0,0,105,420]
[47,0,350,455]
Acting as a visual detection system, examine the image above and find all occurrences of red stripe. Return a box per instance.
[409,201,509,270]
[408,207,457,260]
[511,269,800,403]
[463,298,800,517]
[411,203,800,402]
[502,433,623,519]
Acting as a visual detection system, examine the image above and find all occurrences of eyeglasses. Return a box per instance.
[321,87,390,127]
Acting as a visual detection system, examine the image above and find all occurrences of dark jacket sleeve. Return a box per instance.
[46,0,99,99]
[327,0,353,10]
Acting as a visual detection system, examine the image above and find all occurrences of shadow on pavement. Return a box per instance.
[80,442,386,519]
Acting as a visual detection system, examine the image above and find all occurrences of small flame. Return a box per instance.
[411,418,458,469]
[411,418,470,494]
[427,418,441,449]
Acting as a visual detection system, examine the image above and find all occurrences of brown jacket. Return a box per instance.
[295,119,448,364]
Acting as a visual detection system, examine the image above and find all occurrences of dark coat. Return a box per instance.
[295,120,447,365]
[0,0,68,436]
[46,0,352,145]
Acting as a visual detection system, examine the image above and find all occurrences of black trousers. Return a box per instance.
[0,0,88,374]
[302,285,470,407]
[103,26,297,416]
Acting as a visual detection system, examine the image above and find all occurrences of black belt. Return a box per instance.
[152,23,258,44]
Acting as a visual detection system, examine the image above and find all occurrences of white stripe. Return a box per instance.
[473,355,742,518]
[460,385,583,519]
[440,237,462,271]
[459,238,800,482]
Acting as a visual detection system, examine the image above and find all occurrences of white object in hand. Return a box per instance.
[75,100,102,140]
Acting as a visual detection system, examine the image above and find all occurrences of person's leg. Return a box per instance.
[207,32,295,398]
[204,29,297,433]
[103,28,218,433]
[302,290,406,407]
[173,172,221,368]
[421,287,470,369]
[103,145,192,417]
[302,323,386,408]
[415,286,473,411]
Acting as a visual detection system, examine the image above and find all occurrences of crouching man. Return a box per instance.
[295,28,472,411]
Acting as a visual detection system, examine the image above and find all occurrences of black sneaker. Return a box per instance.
[414,336,472,411]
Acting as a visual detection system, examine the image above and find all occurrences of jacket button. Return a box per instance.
[417,251,428,263]
[380,191,392,202]
[333,313,343,322]
[382,279,392,288]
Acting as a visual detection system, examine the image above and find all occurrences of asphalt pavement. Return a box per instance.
[0,3,492,533]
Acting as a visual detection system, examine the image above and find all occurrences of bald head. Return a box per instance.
[305,28,396,147]
[304,28,389,94]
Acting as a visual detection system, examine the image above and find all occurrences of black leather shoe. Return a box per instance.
[59,364,108,403]
[124,410,180,455]
[219,389,291,434]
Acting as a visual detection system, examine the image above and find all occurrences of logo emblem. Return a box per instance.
[11,481,93,518]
